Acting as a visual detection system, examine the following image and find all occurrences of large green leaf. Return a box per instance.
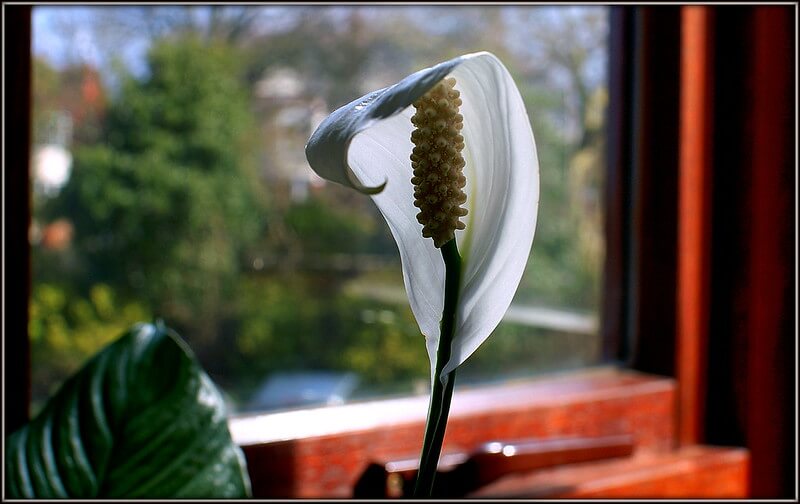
[6,321,251,498]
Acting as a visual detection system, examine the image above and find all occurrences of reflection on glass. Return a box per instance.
[29,6,608,415]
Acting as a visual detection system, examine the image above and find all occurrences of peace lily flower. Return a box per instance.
[305,51,540,385]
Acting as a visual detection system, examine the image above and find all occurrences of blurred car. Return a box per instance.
[243,371,360,412]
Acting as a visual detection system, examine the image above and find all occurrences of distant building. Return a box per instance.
[57,64,106,136]
[253,67,328,202]
[32,63,107,195]
[32,62,107,251]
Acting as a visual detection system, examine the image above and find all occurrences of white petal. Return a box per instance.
[305,55,466,194]
[305,53,472,381]
[444,53,540,378]
[305,52,539,384]
[347,113,444,383]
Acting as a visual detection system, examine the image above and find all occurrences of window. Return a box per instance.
[26,5,608,415]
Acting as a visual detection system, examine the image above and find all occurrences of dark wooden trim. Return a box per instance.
[702,5,795,498]
[698,7,751,460]
[3,5,32,437]
[676,5,715,447]
[601,7,634,364]
[603,7,682,376]
[627,7,682,378]
[741,6,795,498]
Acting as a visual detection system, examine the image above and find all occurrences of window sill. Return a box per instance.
[230,367,680,498]
[469,445,749,498]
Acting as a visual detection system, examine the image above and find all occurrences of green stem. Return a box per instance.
[413,238,462,498]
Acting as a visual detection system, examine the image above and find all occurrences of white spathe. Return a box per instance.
[305,51,539,383]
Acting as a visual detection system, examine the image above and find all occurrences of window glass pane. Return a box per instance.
[29,6,608,415]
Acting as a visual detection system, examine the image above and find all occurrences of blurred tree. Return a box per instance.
[505,8,608,313]
[568,87,607,280]
[241,8,382,107]
[86,6,264,47]
[49,36,265,351]
[32,58,62,146]
[507,7,608,150]
[229,274,427,402]
[240,6,608,315]
[513,82,605,312]
[32,58,106,148]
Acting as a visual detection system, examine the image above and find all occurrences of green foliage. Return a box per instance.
[458,322,600,384]
[7,322,251,498]
[29,283,151,411]
[32,58,62,146]
[512,83,604,311]
[339,303,429,390]
[284,196,378,255]
[49,36,265,342]
[229,275,428,400]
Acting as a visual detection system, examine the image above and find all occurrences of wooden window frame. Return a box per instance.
[4,4,33,439]
[4,4,794,499]
[606,5,795,498]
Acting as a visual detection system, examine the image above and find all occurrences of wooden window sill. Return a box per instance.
[230,367,684,498]
[469,445,749,498]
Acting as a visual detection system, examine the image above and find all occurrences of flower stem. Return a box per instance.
[413,238,462,498]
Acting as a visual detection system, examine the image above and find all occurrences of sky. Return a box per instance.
[32,5,607,85]
[33,6,333,76]
[34,8,101,66]
[33,7,149,77]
